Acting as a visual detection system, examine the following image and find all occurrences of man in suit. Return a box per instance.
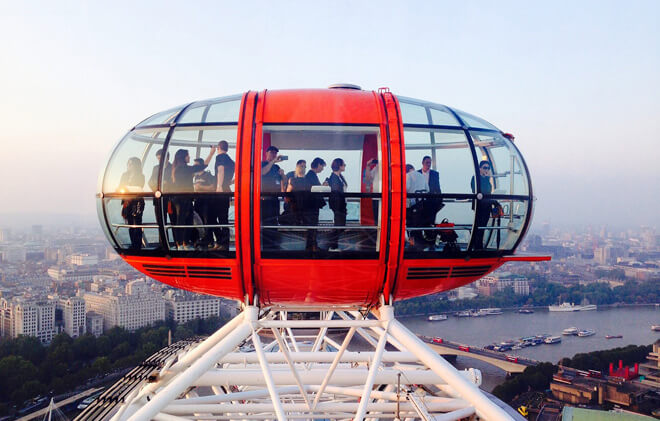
[418,156,443,244]
[304,157,326,252]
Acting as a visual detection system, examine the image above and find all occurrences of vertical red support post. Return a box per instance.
[609,362,614,375]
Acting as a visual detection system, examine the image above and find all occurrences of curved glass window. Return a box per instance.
[454,109,498,130]
[161,125,238,253]
[136,106,184,127]
[103,198,160,250]
[473,199,528,251]
[178,96,241,124]
[399,97,460,126]
[260,125,381,258]
[470,131,528,196]
[100,95,242,254]
[103,129,167,194]
[403,128,475,256]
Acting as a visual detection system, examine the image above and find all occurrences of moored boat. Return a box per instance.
[652,325,660,331]
[605,335,622,339]
[577,329,596,337]
[518,308,534,314]
[562,327,579,335]
[428,314,448,321]
[549,302,579,312]
[455,310,471,317]
[479,308,503,315]
[544,336,562,344]
[580,304,597,311]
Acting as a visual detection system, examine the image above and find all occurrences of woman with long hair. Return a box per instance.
[119,157,145,249]
[170,147,216,250]
[327,158,347,251]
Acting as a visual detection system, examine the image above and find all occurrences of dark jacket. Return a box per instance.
[328,173,347,212]
[305,170,326,210]
[418,169,441,194]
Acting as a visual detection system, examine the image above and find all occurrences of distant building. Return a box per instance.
[477,274,529,296]
[66,253,99,266]
[164,290,222,324]
[48,266,97,282]
[86,311,104,337]
[84,279,165,331]
[2,297,56,344]
[1,246,26,263]
[58,297,86,338]
[513,279,530,296]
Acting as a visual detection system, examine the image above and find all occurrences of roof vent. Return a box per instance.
[328,83,362,90]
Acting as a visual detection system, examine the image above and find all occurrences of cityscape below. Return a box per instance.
[1,220,659,419]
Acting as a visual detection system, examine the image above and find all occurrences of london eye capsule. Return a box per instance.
[97,86,547,306]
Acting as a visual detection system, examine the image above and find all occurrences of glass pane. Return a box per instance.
[473,199,528,251]
[260,126,381,257]
[452,108,498,130]
[178,104,207,124]
[399,101,429,125]
[206,100,240,122]
[404,200,474,256]
[103,129,167,193]
[163,195,236,252]
[104,198,159,250]
[136,106,184,127]
[403,129,475,195]
[163,126,238,194]
[471,131,529,196]
[429,106,460,126]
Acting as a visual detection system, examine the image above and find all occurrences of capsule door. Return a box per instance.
[246,89,391,306]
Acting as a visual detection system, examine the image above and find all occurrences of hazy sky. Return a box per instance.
[0,1,658,229]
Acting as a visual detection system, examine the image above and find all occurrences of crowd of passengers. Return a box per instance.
[118,142,500,252]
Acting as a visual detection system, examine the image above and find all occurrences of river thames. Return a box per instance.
[400,305,660,391]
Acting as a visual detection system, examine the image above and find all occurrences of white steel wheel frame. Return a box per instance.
[111,303,514,421]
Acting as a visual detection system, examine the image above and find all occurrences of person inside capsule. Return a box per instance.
[328,158,347,252]
[285,159,309,229]
[304,157,326,252]
[192,157,216,248]
[170,147,216,250]
[471,160,494,249]
[212,140,234,251]
[405,164,428,250]
[261,145,286,250]
[119,157,145,249]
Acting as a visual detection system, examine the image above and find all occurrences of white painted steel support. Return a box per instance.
[104,303,515,421]
[251,325,287,421]
[355,324,389,420]
[383,305,512,421]
[127,307,256,421]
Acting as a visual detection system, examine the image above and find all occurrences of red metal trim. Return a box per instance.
[236,91,258,303]
[500,255,551,262]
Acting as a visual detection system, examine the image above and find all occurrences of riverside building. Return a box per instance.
[84,279,165,331]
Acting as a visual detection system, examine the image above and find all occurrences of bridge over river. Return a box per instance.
[417,335,540,373]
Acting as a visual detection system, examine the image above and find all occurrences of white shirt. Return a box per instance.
[406,171,428,208]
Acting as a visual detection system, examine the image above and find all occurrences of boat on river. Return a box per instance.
[518,308,534,314]
[479,308,503,316]
[562,327,579,335]
[578,329,596,337]
[549,302,597,312]
[606,335,622,339]
[428,314,448,321]
[652,325,660,331]
[454,310,471,317]
[544,336,562,344]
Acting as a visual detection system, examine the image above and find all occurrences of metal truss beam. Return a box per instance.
[105,303,517,421]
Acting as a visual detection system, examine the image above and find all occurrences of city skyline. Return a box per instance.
[0,1,659,229]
